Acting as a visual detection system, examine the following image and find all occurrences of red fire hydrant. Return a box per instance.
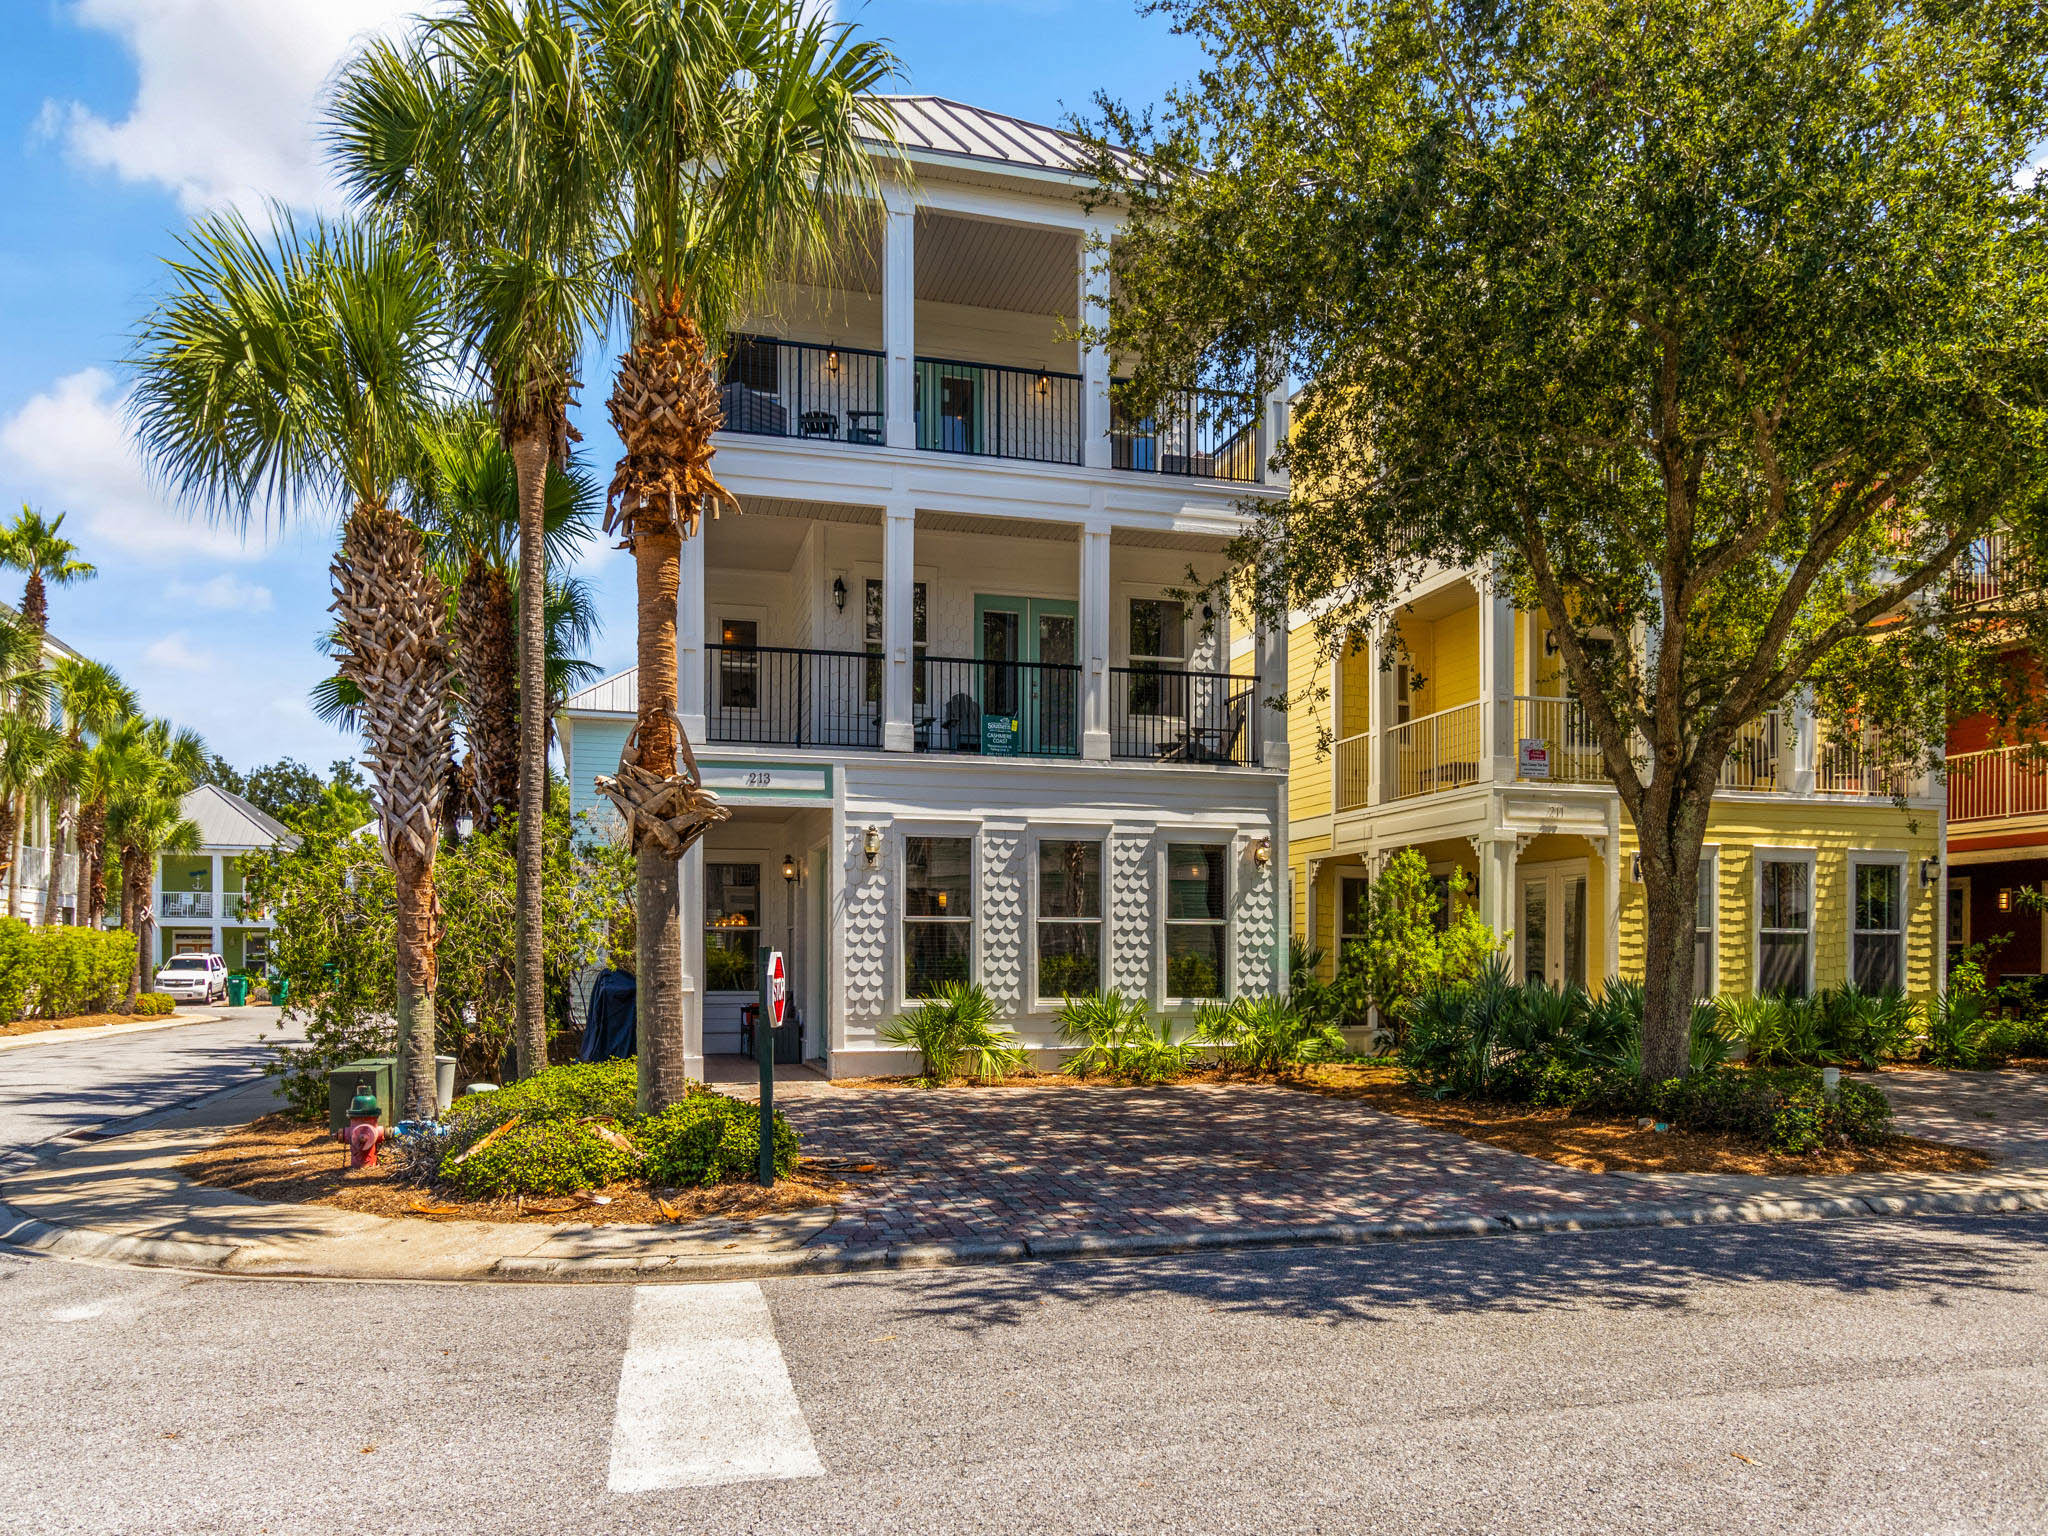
[342,1086,388,1168]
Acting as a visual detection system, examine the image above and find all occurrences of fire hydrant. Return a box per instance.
[342,1086,388,1168]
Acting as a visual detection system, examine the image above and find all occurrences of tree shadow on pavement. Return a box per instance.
[858,1213,2048,1333]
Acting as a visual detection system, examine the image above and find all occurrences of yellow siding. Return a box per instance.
[1338,641,1371,739]
[1396,617,1434,715]
[1285,624,1333,824]
[1430,606,1480,710]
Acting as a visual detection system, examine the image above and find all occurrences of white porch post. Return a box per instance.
[678,526,707,746]
[1079,222,1113,471]
[1261,386,1291,491]
[1475,833,1519,955]
[1256,618,1289,771]
[882,504,917,751]
[1478,575,1514,781]
[1788,686,1817,796]
[882,186,916,451]
[1602,808,1623,986]
[1080,523,1112,761]
[210,852,223,959]
[1371,624,1396,805]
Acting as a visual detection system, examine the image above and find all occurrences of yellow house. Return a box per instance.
[1284,564,1941,1002]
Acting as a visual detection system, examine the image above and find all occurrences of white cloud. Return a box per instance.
[143,632,215,672]
[0,367,266,563]
[167,574,272,612]
[51,0,414,214]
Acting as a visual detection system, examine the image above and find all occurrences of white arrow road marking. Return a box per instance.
[607,1281,824,1493]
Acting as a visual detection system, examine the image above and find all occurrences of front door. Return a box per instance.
[974,595,1079,756]
[1518,866,1588,989]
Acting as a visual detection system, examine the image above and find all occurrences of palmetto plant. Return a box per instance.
[45,658,137,928]
[131,210,454,1119]
[332,0,614,1082]
[881,982,1025,1086]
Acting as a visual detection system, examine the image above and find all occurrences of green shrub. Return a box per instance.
[1647,1068,1893,1154]
[1058,991,1200,1083]
[1926,987,2006,1067]
[133,992,177,1017]
[0,920,139,1021]
[881,983,1026,1085]
[1199,994,1345,1074]
[639,1094,798,1187]
[439,1116,645,1199]
[436,1058,640,1166]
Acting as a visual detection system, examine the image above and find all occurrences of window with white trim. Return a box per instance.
[1852,861,1905,993]
[864,579,927,705]
[1165,843,1227,999]
[716,618,758,710]
[1337,875,1370,966]
[903,837,973,998]
[1758,857,1811,998]
[1129,597,1188,714]
[1036,839,1103,999]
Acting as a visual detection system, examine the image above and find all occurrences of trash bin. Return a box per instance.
[225,974,249,1007]
[271,975,290,1007]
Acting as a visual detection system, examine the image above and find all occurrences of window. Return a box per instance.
[1394,662,1413,724]
[1946,877,1970,972]
[1853,862,1905,993]
[1165,843,1227,999]
[1337,875,1370,966]
[1037,840,1103,998]
[904,837,973,998]
[864,579,928,706]
[1758,857,1811,998]
[723,335,778,392]
[704,864,760,991]
[1129,597,1188,714]
[1694,855,1718,997]
[717,618,759,710]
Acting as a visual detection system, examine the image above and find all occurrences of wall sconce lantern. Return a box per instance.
[1920,857,1941,889]
[1252,837,1272,867]
[862,825,882,865]
[782,853,800,885]
[832,576,847,611]
[1998,887,2015,913]
[825,344,840,375]
[1035,367,1051,397]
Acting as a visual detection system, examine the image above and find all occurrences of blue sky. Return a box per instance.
[0,0,1208,775]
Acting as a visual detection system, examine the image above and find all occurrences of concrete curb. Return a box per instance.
[0,1010,223,1052]
[7,1183,2047,1285]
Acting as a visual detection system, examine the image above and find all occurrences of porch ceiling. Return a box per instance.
[916,509,1077,543]
[740,497,883,526]
[1109,526,1235,555]
[915,210,1078,317]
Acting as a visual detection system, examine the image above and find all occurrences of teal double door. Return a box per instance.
[973,595,1079,756]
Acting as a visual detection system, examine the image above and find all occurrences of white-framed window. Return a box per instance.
[716,617,759,710]
[704,863,760,992]
[1694,848,1718,997]
[1337,874,1370,963]
[1850,857,1907,994]
[1946,875,1971,972]
[1128,597,1189,714]
[902,835,973,999]
[1756,851,1815,998]
[1164,842,1229,1000]
[863,579,927,705]
[1035,838,1103,1001]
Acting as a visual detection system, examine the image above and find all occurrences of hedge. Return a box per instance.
[0,921,137,1021]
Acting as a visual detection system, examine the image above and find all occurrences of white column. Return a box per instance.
[1079,222,1113,470]
[678,529,707,746]
[680,840,705,1080]
[882,505,916,751]
[1261,386,1291,490]
[882,187,916,451]
[1476,834,1519,954]
[1371,625,1397,805]
[1478,577,1515,781]
[1080,523,1112,761]
[1602,810,1622,987]
[1788,686,1816,796]
[211,852,223,954]
[1256,618,1289,771]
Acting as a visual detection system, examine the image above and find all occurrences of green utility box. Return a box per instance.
[326,1055,459,1133]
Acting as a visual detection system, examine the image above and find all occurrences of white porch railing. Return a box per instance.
[1948,744,2048,825]
[1816,735,1909,797]
[1512,695,1605,784]
[1718,712,1782,791]
[1387,701,1483,801]
[160,891,213,920]
[1334,731,1371,811]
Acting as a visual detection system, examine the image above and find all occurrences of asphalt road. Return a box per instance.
[0,1005,297,1153]
[2,1211,2045,1535]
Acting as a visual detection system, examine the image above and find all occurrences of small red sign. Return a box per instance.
[767,951,788,1027]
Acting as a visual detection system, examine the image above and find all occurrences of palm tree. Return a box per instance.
[0,506,96,637]
[331,0,612,1084]
[0,616,54,917]
[44,658,138,926]
[130,210,454,1120]
[581,0,897,1112]
[102,717,204,1004]
[73,731,125,930]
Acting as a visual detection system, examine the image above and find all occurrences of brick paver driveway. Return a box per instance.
[778,1081,1720,1252]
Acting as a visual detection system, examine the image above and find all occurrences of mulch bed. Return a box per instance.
[1285,1062,1996,1176]
[1,1012,169,1038]
[181,1113,846,1226]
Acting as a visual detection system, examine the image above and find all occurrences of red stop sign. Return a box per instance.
[767,951,787,1027]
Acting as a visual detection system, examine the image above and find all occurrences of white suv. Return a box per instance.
[156,953,227,1004]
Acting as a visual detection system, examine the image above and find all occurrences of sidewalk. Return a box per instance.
[5,1070,2046,1284]
[0,1008,221,1052]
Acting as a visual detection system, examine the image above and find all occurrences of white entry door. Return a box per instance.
[1518,865,1588,989]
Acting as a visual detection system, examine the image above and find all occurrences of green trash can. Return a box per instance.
[271,975,290,1007]
[225,974,250,1007]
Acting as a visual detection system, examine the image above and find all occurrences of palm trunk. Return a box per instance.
[78,801,107,928]
[455,554,517,831]
[633,530,688,1111]
[6,790,24,919]
[510,431,551,1082]
[0,791,20,919]
[121,847,147,1005]
[331,502,450,1122]
[44,790,69,924]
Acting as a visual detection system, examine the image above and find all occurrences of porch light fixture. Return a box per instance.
[1035,367,1051,397]
[825,344,840,375]
[1920,857,1941,889]
[782,853,800,885]
[1998,888,2015,913]
[832,576,847,611]
[863,825,882,865]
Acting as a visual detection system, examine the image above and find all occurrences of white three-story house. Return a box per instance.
[560,97,1292,1077]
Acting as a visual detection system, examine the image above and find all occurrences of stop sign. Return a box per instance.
[767,950,787,1027]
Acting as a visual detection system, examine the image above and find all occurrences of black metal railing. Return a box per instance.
[915,357,1083,465]
[703,645,884,748]
[1111,668,1260,765]
[718,335,887,446]
[1110,382,1263,484]
[914,656,1082,757]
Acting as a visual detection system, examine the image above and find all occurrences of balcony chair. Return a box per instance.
[798,410,839,439]
[719,382,787,435]
[940,692,983,753]
[1161,693,1248,765]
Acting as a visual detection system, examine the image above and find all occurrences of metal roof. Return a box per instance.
[563,668,639,716]
[873,96,1119,179]
[181,783,301,851]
